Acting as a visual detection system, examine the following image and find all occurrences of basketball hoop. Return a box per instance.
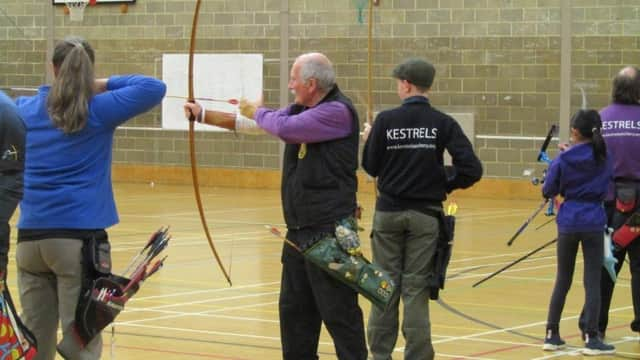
[65,0,90,22]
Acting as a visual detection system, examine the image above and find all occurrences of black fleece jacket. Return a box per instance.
[362,96,482,212]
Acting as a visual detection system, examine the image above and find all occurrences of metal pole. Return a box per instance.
[367,0,374,124]
[279,0,289,109]
[558,0,572,143]
[46,2,55,84]
[278,0,289,169]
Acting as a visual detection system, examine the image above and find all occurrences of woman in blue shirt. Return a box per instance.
[14,36,166,360]
[542,109,615,355]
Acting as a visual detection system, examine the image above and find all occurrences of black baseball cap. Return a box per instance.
[392,58,436,89]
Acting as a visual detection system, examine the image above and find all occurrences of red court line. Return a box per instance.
[105,343,253,360]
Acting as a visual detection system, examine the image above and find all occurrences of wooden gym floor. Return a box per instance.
[6,182,639,359]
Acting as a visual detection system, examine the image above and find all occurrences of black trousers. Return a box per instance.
[547,231,603,335]
[0,172,22,272]
[579,203,640,334]
[598,240,640,332]
[279,244,367,360]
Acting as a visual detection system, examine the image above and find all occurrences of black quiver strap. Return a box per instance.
[610,181,640,250]
[614,181,637,214]
[427,211,455,300]
[73,231,127,346]
[78,231,110,293]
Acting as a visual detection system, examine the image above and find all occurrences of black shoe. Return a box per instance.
[583,334,615,356]
[543,330,566,351]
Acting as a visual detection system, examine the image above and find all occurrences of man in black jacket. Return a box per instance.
[362,58,483,360]
[0,90,25,285]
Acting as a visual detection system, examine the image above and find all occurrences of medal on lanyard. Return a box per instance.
[298,143,307,159]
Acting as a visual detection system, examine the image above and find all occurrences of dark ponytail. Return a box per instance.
[591,127,607,164]
[47,36,95,134]
[570,109,607,164]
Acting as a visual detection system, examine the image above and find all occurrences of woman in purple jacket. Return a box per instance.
[542,109,615,356]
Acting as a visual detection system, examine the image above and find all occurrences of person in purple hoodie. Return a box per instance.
[184,52,367,360]
[592,66,640,340]
[542,109,615,355]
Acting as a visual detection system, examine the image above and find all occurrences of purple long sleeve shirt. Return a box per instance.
[600,103,640,181]
[254,101,352,144]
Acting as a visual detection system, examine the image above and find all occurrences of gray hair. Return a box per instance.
[612,66,640,105]
[298,53,335,93]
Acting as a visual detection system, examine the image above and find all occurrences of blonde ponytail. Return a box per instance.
[47,36,95,134]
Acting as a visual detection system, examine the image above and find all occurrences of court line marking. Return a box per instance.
[437,354,494,359]
[530,335,640,359]
[127,290,279,311]
[120,295,279,324]
[119,308,279,323]
[104,187,637,357]
[433,306,634,345]
[111,322,337,348]
[119,284,636,355]
[449,249,554,263]
[436,333,541,348]
[118,300,279,326]
[125,250,584,310]
[120,249,559,310]
[107,344,253,360]
[132,280,280,300]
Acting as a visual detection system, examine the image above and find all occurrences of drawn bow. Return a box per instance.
[187,0,232,286]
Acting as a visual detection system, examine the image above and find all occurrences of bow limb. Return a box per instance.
[188,0,232,286]
[507,124,558,246]
[537,124,557,163]
[506,198,549,246]
[474,237,558,287]
[537,125,557,216]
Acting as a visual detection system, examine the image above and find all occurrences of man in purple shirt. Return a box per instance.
[184,53,367,360]
[585,66,640,340]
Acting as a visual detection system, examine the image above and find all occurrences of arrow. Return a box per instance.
[166,95,239,105]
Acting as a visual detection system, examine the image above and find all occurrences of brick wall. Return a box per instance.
[1,0,638,177]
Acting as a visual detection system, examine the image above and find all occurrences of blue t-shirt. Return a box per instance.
[15,75,166,230]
